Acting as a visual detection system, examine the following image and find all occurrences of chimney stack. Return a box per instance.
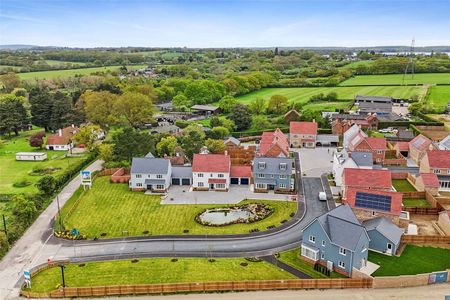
[58,129,62,137]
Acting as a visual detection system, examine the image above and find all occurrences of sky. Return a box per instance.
[0,0,449,48]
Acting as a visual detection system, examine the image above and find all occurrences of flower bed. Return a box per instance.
[54,230,87,240]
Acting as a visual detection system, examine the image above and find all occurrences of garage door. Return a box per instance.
[230,178,239,184]
[240,178,249,185]
[172,178,180,185]
[181,178,191,185]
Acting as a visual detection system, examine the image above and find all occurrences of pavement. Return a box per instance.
[0,160,104,300]
[262,255,311,279]
[293,147,335,177]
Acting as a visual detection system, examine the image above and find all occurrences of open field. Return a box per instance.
[392,179,416,192]
[278,248,345,278]
[0,130,86,195]
[369,245,450,276]
[18,65,147,80]
[235,86,423,106]
[302,101,351,112]
[425,86,450,113]
[43,60,87,66]
[61,176,297,238]
[340,73,450,86]
[338,60,373,69]
[25,257,295,293]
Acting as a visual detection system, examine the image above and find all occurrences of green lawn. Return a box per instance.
[0,130,86,194]
[338,60,373,69]
[425,86,450,113]
[302,101,352,112]
[25,257,296,293]
[18,65,147,80]
[234,86,422,106]
[402,198,432,208]
[340,73,450,86]
[369,245,450,276]
[61,176,297,238]
[278,248,345,279]
[392,179,416,192]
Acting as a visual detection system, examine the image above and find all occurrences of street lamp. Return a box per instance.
[60,264,66,288]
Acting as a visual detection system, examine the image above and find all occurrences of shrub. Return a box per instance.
[29,131,45,148]
[35,175,56,196]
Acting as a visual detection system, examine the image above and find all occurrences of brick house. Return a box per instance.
[409,134,434,165]
[342,168,392,199]
[258,128,289,157]
[414,173,440,196]
[331,114,378,136]
[419,150,450,191]
[284,108,301,124]
[192,154,231,191]
[289,121,318,148]
[348,135,387,164]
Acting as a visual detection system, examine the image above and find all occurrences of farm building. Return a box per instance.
[15,152,47,161]
[355,95,393,115]
[190,104,220,116]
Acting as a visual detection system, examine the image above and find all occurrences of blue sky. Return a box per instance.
[0,0,449,47]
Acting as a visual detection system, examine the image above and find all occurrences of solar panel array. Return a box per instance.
[355,191,392,212]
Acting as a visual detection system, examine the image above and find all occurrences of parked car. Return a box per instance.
[319,192,327,201]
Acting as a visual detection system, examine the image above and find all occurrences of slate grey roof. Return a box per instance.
[355,95,392,103]
[362,217,403,246]
[439,134,450,150]
[351,151,373,167]
[253,157,293,175]
[145,179,166,185]
[171,166,192,178]
[317,134,339,143]
[224,136,241,146]
[315,204,367,252]
[191,104,219,112]
[145,152,155,158]
[397,129,415,140]
[131,157,170,174]
[358,102,392,113]
[333,114,370,120]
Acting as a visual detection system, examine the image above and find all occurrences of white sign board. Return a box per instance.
[81,170,92,188]
[24,270,31,288]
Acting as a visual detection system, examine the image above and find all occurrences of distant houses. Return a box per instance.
[355,95,393,115]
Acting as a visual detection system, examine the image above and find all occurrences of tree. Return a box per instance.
[73,125,102,150]
[114,92,155,128]
[205,139,226,154]
[98,143,114,162]
[172,93,189,110]
[29,131,45,148]
[81,90,118,128]
[156,136,179,156]
[220,117,236,132]
[209,126,230,139]
[249,97,267,115]
[179,124,206,160]
[267,94,288,115]
[36,175,57,196]
[12,195,37,226]
[0,72,21,92]
[218,95,237,113]
[29,87,53,131]
[111,127,156,162]
[0,94,28,136]
[251,115,271,130]
[229,104,251,131]
[209,116,222,128]
[50,91,73,130]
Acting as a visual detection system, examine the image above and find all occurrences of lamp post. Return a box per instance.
[2,214,8,247]
[60,264,66,287]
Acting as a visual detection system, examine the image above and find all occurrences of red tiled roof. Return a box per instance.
[259,128,289,157]
[290,121,318,135]
[344,187,403,215]
[192,154,230,173]
[230,165,252,178]
[208,178,227,184]
[409,134,432,151]
[46,126,79,146]
[426,150,450,169]
[343,168,392,189]
[396,141,409,151]
[418,173,440,188]
[366,137,387,150]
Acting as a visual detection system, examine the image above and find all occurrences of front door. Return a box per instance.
[268,184,275,190]
[386,243,393,255]
[209,184,214,189]
[147,184,152,191]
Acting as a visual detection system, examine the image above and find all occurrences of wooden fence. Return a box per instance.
[403,207,440,215]
[21,279,373,298]
[401,235,450,244]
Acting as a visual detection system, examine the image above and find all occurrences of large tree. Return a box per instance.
[81,90,118,128]
[179,124,206,160]
[73,125,102,151]
[267,94,288,115]
[0,72,21,92]
[205,139,226,154]
[229,104,251,131]
[29,87,53,131]
[114,92,155,128]
[50,91,73,130]
[249,97,267,115]
[111,127,155,162]
[156,136,179,156]
[218,95,237,113]
[0,94,28,136]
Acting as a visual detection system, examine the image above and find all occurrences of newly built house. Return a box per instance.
[253,157,293,192]
[192,154,231,191]
[129,157,172,192]
[289,121,318,148]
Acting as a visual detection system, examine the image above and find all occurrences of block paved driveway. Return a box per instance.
[292,147,335,177]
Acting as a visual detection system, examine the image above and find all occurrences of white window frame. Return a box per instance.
[433,169,441,174]
[156,174,163,179]
[198,173,204,178]
[155,184,165,190]
[256,183,267,189]
[198,182,204,187]
[279,163,287,170]
[339,247,347,256]
[136,183,142,187]
[301,244,319,261]
[377,150,383,154]
[309,235,316,243]
[279,183,286,188]
[257,173,265,178]
[279,174,286,179]
[320,253,325,260]
[258,162,266,169]
[136,174,142,178]
[215,183,226,189]
[322,240,326,247]
[338,261,345,269]
[218,173,224,178]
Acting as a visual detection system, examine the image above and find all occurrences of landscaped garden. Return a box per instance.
[59,176,297,238]
[278,248,345,279]
[392,179,416,192]
[369,245,450,276]
[402,198,432,208]
[24,257,296,293]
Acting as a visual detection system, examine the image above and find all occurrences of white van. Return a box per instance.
[319,192,327,201]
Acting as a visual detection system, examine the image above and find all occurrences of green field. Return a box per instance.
[278,248,345,278]
[369,245,450,276]
[392,179,416,192]
[302,101,352,112]
[18,65,147,80]
[235,86,423,106]
[61,176,297,238]
[0,130,86,194]
[425,86,450,113]
[25,257,295,293]
[339,60,373,69]
[340,73,450,86]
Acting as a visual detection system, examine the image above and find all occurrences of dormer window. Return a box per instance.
[258,162,266,170]
[279,163,287,170]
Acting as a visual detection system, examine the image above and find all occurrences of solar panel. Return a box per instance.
[355,191,392,212]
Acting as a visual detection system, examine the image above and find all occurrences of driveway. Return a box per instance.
[292,147,335,177]
[302,177,329,218]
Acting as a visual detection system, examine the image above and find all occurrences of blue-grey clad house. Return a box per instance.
[362,217,403,256]
[252,157,294,192]
[129,157,172,192]
[301,204,370,276]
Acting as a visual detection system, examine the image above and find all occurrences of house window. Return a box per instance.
[198,173,204,178]
[258,162,266,170]
[136,183,142,187]
[271,174,274,178]
[156,184,165,190]
[309,235,316,243]
[372,211,376,216]
[322,240,326,247]
[218,174,224,178]
[256,183,267,189]
[376,158,381,162]
[279,175,286,179]
[301,244,319,261]
[257,173,265,178]
[339,247,347,256]
[433,169,441,174]
[293,134,298,138]
[320,253,325,260]
[279,183,286,188]
[377,150,383,154]
[338,261,345,269]
[156,174,163,179]
[216,183,226,189]
[198,182,204,187]
[136,174,142,178]
[210,174,213,177]
[279,163,287,170]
